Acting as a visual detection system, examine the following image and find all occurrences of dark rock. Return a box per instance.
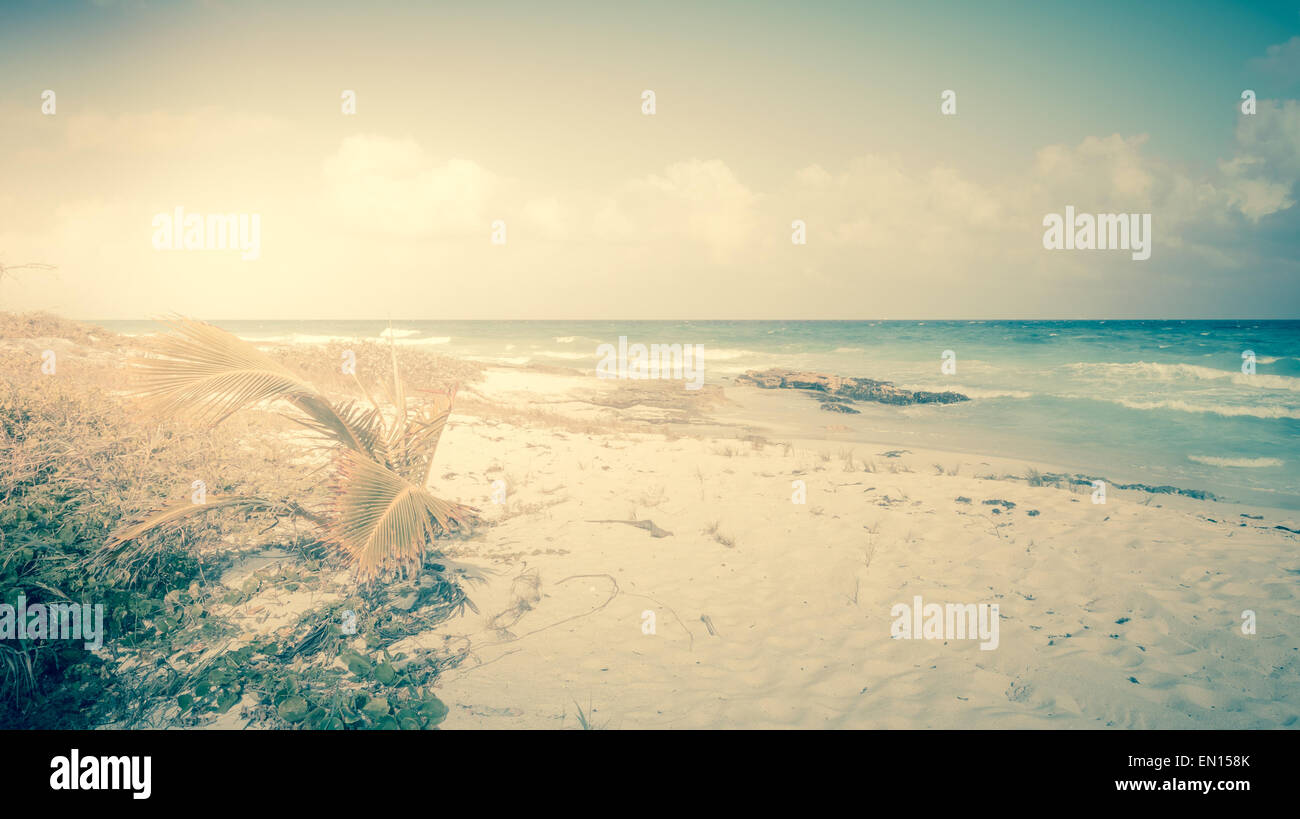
[735,368,969,405]
[819,402,860,414]
[1035,472,1218,502]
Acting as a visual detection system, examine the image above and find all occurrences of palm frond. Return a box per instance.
[96,494,327,585]
[380,334,409,449]
[329,451,478,580]
[289,398,388,463]
[407,384,458,486]
[138,317,379,456]
[350,371,390,443]
[103,494,281,552]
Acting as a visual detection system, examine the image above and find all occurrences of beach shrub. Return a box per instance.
[0,369,209,726]
[0,320,470,727]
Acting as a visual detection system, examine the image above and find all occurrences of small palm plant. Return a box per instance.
[103,318,478,580]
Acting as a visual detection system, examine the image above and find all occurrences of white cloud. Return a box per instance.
[5,98,1299,318]
[620,159,761,261]
[322,135,501,236]
[1251,36,1300,83]
[521,196,570,240]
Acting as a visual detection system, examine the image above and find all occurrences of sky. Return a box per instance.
[0,0,1298,319]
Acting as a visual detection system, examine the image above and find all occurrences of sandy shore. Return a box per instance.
[392,367,1300,729]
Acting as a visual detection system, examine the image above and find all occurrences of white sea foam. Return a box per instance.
[705,347,761,361]
[467,355,532,365]
[244,332,450,347]
[248,333,358,346]
[396,336,452,346]
[1069,361,1300,392]
[1110,398,1300,420]
[901,384,1033,399]
[534,350,590,360]
[1188,455,1284,468]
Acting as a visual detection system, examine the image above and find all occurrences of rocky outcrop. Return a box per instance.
[817,400,861,414]
[734,368,969,406]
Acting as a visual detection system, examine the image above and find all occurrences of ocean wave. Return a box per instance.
[1069,361,1300,392]
[533,350,591,360]
[1110,398,1300,420]
[833,346,866,353]
[397,336,452,346]
[1188,455,1284,468]
[245,332,450,347]
[467,355,532,366]
[900,384,1033,399]
[704,347,761,361]
[247,333,358,346]
[379,328,421,339]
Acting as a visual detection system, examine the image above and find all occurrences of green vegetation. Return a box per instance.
[0,313,480,728]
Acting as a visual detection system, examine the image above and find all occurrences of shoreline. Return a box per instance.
[467,360,1292,516]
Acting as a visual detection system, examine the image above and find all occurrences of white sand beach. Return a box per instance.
[389,367,1300,729]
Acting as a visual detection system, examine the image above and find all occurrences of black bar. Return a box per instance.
[4,729,1287,807]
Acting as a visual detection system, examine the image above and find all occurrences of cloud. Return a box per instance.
[1231,99,1300,178]
[1032,134,1155,205]
[322,135,501,237]
[774,109,1300,279]
[307,116,1300,287]
[1251,36,1300,84]
[521,196,570,240]
[5,95,1299,318]
[786,155,1012,267]
[1197,100,1300,225]
[618,159,761,261]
